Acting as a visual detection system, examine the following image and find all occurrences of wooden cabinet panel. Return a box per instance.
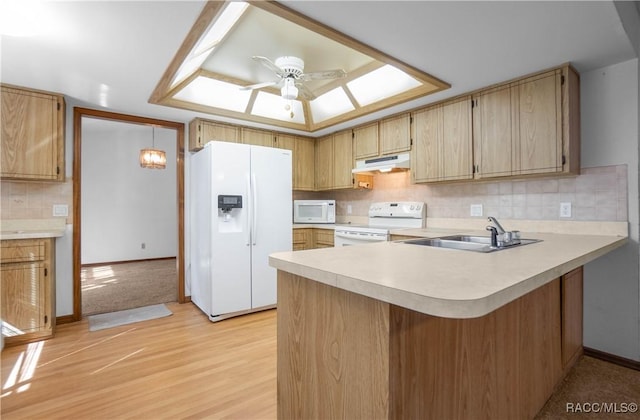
[442,97,473,180]
[561,266,583,368]
[411,105,442,182]
[294,136,315,191]
[313,229,334,248]
[1,263,47,333]
[353,123,379,159]
[515,71,562,175]
[275,133,295,151]
[333,130,353,189]
[379,113,411,155]
[1,85,65,181]
[188,118,239,150]
[474,86,514,178]
[315,135,333,191]
[241,127,274,147]
[412,97,472,183]
[1,238,55,346]
[292,229,313,251]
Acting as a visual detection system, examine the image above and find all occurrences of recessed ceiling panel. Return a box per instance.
[151,1,450,133]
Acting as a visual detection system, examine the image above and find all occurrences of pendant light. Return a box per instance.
[139,125,167,169]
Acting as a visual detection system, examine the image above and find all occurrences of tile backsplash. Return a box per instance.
[295,165,628,222]
[1,179,73,223]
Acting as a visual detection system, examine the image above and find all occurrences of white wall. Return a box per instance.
[581,58,640,361]
[81,118,177,264]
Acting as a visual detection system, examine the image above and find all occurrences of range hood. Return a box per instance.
[352,153,410,174]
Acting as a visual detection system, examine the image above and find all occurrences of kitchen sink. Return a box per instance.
[401,235,541,253]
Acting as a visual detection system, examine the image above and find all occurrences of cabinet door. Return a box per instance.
[379,113,411,154]
[275,133,295,151]
[1,86,64,181]
[411,106,442,183]
[474,86,514,178]
[333,130,354,189]
[241,127,274,147]
[315,135,333,191]
[514,71,562,175]
[442,97,473,180]
[202,121,239,144]
[294,136,315,191]
[1,262,46,334]
[354,123,379,159]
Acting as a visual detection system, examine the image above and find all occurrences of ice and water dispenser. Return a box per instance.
[218,194,243,232]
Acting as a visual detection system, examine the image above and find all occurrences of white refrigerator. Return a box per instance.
[190,141,292,321]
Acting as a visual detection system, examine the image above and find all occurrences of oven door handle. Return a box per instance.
[334,231,387,241]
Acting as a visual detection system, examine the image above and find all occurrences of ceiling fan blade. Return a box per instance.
[252,56,285,77]
[300,69,347,81]
[239,81,279,91]
[296,83,316,100]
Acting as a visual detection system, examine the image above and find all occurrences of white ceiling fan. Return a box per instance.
[241,56,347,101]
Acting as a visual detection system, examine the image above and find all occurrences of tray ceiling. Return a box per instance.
[150,1,449,133]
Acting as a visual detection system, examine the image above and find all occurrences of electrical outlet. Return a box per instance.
[560,202,572,218]
[141,243,146,250]
[470,204,483,217]
[52,204,68,217]
[347,205,352,214]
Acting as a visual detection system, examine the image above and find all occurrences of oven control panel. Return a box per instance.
[368,202,425,219]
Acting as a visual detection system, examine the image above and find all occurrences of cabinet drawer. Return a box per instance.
[314,229,334,247]
[1,239,46,263]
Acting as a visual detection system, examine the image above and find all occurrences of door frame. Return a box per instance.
[72,107,186,321]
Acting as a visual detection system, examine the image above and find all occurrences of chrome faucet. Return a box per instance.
[487,216,506,234]
[486,216,521,248]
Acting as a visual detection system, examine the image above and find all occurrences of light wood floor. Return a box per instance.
[1,303,276,419]
[2,302,638,419]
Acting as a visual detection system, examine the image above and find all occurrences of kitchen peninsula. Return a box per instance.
[269,226,627,419]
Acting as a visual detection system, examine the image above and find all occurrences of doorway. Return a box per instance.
[72,108,186,321]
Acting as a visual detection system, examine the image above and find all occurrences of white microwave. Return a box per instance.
[293,200,336,224]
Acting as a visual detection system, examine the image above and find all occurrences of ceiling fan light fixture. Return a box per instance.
[281,78,298,100]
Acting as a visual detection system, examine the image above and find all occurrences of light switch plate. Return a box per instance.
[470,204,483,217]
[53,204,68,217]
[560,202,572,218]
[347,205,352,214]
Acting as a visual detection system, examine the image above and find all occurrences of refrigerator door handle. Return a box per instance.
[246,174,251,246]
[252,172,258,245]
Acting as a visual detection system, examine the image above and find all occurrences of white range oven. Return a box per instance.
[334,202,426,246]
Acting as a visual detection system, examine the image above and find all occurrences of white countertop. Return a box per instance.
[270,228,627,319]
[1,218,66,240]
[293,223,337,229]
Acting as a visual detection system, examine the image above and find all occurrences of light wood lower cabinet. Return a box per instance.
[292,228,334,250]
[1,238,56,346]
[278,267,583,419]
[1,84,65,181]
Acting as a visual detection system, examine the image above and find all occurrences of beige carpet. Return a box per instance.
[536,356,640,419]
[81,258,178,316]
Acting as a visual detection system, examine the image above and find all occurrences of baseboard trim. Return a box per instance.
[81,256,177,268]
[584,347,640,371]
[56,314,76,325]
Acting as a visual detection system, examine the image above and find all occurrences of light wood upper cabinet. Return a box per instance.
[1,85,65,181]
[514,71,562,175]
[473,85,513,178]
[1,238,56,346]
[379,113,411,155]
[241,127,274,147]
[292,136,315,191]
[354,123,379,159]
[315,135,333,191]
[333,130,354,189]
[412,96,472,183]
[189,118,239,150]
[275,133,295,151]
[473,67,574,179]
